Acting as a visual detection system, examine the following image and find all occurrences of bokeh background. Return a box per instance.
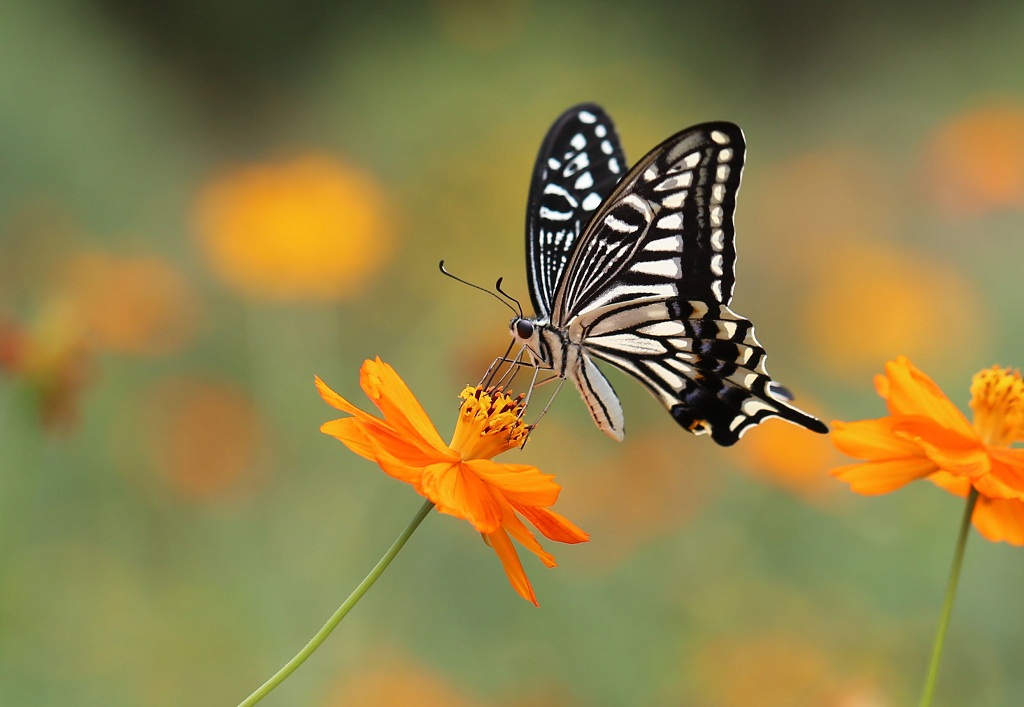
[2,1,1024,705]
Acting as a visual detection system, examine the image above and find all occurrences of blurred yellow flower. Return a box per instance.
[832,357,1024,544]
[60,252,199,356]
[317,358,588,605]
[923,102,1024,215]
[194,154,392,301]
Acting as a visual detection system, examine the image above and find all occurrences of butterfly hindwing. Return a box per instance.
[571,298,827,445]
[552,122,744,325]
[525,104,627,319]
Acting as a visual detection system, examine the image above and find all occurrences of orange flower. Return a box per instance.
[831,356,1024,544]
[194,154,392,302]
[316,358,588,605]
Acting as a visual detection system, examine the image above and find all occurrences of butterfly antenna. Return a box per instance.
[438,261,517,315]
[494,277,523,318]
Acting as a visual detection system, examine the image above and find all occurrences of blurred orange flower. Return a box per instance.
[194,154,392,301]
[923,102,1024,215]
[737,413,843,503]
[832,356,1024,544]
[798,241,988,379]
[60,252,199,356]
[316,358,588,605]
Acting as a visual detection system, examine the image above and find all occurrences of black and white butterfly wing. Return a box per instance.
[551,121,826,445]
[525,104,627,320]
[552,122,743,323]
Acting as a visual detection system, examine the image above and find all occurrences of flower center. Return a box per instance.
[970,365,1024,446]
[450,385,532,459]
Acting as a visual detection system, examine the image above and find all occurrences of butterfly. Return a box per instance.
[507,103,828,445]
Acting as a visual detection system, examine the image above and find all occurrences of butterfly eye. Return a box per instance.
[515,319,534,339]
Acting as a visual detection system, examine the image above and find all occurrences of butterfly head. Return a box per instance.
[509,315,554,368]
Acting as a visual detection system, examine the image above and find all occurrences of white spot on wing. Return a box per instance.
[632,258,681,278]
[539,207,572,221]
[609,157,621,173]
[656,213,683,230]
[717,165,730,181]
[661,190,688,209]
[581,192,602,210]
[595,125,607,137]
[711,229,725,251]
[606,214,640,233]
[711,206,723,227]
[575,171,594,190]
[571,133,586,150]
[719,148,733,162]
[578,111,596,124]
[637,320,686,336]
[711,130,729,144]
[712,280,723,300]
[646,236,681,252]
[711,254,724,276]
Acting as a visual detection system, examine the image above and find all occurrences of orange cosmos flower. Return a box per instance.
[194,154,392,302]
[316,358,588,605]
[831,356,1024,544]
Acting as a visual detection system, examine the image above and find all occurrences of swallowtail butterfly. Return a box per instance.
[508,104,827,445]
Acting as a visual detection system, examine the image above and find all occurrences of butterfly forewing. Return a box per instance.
[525,104,627,319]
[552,122,743,325]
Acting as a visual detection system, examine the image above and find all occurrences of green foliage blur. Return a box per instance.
[2,1,1024,705]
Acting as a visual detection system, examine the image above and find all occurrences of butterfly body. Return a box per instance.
[512,104,827,445]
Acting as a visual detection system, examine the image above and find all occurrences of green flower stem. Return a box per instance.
[237,499,435,707]
[918,486,979,707]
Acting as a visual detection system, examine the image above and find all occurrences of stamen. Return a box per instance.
[970,365,1024,446]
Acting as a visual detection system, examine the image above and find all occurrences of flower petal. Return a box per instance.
[359,358,450,453]
[320,418,378,461]
[463,459,561,507]
[882,357,975,438]
[977,446,1024,500]
[486,528,539,606]
[830,418,926,461]
[972,496,1024,545]
[316,375,376,420]
[497,500,557,568]
[831,458,938,494]
[512,502,590,544]
[894,417,989,478]
[420,461,503,534]
[929,471,1024,545]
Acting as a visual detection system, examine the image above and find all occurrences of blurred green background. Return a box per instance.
[2,1,1024,705]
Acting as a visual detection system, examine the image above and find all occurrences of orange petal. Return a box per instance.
[320,418,378,461]
[464,460,561,507]
[358,358,450,453]
[316,375,376,420]
[487,528,539,606]
[830,417,925,461]
[976,446,1024,500]
[831,458,937,494]
[420,462,502,534]
[882,357,976,438]
[496,499,557,568]
[972,496,1024,545]
[321,415,449,470]
[512,503,590,544]
[894,418,989,477]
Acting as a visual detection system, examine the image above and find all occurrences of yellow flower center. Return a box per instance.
[450,385,532,459]
[970,365,1024,446]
